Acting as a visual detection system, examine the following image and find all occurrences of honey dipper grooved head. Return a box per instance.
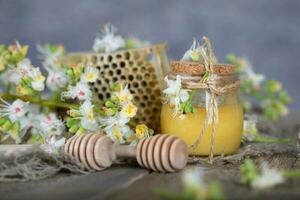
[136,135,188,172]
[64,133,114,171]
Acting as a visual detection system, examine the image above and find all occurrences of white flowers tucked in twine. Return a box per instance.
[163,75,190,116]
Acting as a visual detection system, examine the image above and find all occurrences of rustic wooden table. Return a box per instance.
[0,113,299,200]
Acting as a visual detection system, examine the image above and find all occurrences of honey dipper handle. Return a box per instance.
[115,145,136,158]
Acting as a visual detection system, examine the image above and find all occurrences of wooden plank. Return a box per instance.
[0,166,149,200]
[0,112,299,200]
[107,159,300,200]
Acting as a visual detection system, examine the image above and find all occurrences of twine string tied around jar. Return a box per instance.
[183,37,240,163]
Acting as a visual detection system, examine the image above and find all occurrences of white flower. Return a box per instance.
[41,136,66,154]
[99,114,131,144]
[241,58,265,88]
[80,66,99,83]
[61,82,92,101]
[19,114,39,135]
[29,68,45,91]
[163,75,189,113]
[0,98,29,122]
[120,102,137,118]
[251,163,285,190]
[182,168,204,192]
[243,115,258,141]
[100,114,129,129]
[181,39,201,61]
[36,44,65,69]
[39,113,65,136]
[93,24,125,53]
[78,101,98,131]
[16,58,33,75]
[46,70,69,91]
[114,84,133,104]
[104,125,130,144]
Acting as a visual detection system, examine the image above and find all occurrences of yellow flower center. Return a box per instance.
[36,73,43,81]
[119,95,129,102]
[123,103,137,118]
[112,127,122,141]
[86,72,95,81]
[135,124,148,139]
[86,110,94,120]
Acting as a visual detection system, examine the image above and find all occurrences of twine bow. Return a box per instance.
[183,37,240,163]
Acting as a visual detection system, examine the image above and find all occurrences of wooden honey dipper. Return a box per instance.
[64,132,188,173]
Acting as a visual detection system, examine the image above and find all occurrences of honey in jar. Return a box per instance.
[160,61,243,156]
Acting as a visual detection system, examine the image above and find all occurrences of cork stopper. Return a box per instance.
[171,61,236,75]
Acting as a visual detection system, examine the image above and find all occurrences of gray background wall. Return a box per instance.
[0,0,299,110]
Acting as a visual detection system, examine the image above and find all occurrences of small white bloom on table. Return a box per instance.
[182,168,205,192]
[251,163,285,190]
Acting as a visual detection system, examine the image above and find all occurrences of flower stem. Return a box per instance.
[283,170,300,178]
[0,93,78,109]
[252,136,290,143]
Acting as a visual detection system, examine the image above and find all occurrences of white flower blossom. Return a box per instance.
[241,58,265,88]
[251,163,285,190]
[163,75,189,114]
[120,102,137,118]
[99,114,131,144]
[77,101,98,131]
[61,82,92,101]
[114,84,133,104]
[41,136,66,154]
[16,58,33,75]
[0,98,29,122]
[80,66,99,83]
[39,113,65,136]
[182,168,204,192]
[46,69,69,91]
[19,114,39,135]
[181,39,201,61]
[36,44,65,69]
[29,68,45,91]
[93,24,125,53]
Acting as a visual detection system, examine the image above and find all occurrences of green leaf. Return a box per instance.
[226,53,236,64]
[240,159,258,185]
[69,125,79,133]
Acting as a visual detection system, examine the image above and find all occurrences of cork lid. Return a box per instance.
[171,61,236,75]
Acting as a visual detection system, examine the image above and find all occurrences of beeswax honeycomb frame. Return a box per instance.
[62,43,169,130]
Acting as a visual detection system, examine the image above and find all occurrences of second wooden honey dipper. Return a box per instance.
[64,132,188,173]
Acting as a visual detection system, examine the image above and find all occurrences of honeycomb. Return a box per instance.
[62,43,169,130]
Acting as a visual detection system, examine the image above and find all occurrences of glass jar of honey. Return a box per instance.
[160,61,243,156]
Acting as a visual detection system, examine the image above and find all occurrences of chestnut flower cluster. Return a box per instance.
[0,41,154,154]
[226,53,291,120]
[0,42,67,153]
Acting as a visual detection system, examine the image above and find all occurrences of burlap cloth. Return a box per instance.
[0,145,90,182]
